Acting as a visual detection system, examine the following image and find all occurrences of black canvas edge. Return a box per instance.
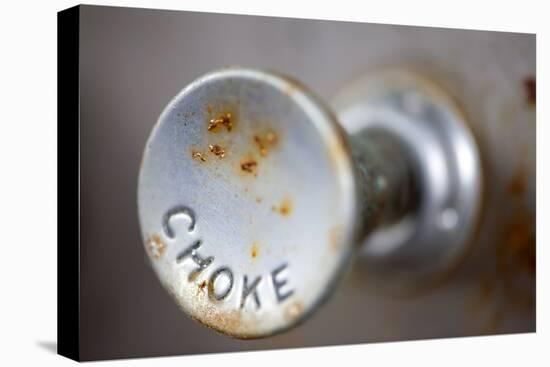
[57,4,81,362]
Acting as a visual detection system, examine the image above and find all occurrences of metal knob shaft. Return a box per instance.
[138,67,482,338]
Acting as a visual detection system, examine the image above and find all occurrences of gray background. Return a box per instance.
[78,5,535,361]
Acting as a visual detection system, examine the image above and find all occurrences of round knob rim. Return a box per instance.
[137,67,361,338]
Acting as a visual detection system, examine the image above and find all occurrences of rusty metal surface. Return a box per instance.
[137,68,360,338]
[78,5,535,360]
[136,66,483,338]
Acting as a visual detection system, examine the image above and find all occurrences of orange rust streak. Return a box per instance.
[191,150,207,162]
[524,77,536,107]
[279,202,291,216]
[253,130,278,157]
[190,302,246,338]
[240,159,258,174]
[497,213,536,276]
[507,166,527,197]
[146,234,166,259]
[196,280,208,295]
[208,113,233,132]
[209,144,226,158]
[251,243,259,259]
[272,196,293,217]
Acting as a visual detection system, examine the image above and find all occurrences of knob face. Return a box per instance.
[138,68,360,338]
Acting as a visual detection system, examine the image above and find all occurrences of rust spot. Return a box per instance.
[208,112,233,132]
[207,280,216,301]
[209,144,226,159]
[280,200,292,216]
[200,307,243,336]
[146,234,166,259]
[266,131,277,143]
[187,298,249,337]
[272,196,293,217]
[191,150,207,162]
[251,243,259,259]
[501,163,535,278]
[240,159,258,174]
[255,197,262,203]
[469,206,535,331]
[284,302,303,321]
[186,288,264,338]
[497,213,536,277]
[253,135,268,157]
[328,226,343,252]
[507,166,527,197]
[285,83,297,96]
[253,130,279,157]
[204,102,239,134]
[524,77,536,107]
[189,271,200,282]
[196,280,208,295]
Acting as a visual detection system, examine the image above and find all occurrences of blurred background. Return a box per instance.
[78,5,535,361]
